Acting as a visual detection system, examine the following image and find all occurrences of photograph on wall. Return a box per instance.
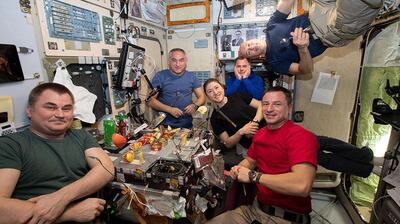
[217,27,268,60]
[221,35,232,51]
[223,3,244,19]
[232,30,244,46]
[246,29,258,40]
[130,0,142,18]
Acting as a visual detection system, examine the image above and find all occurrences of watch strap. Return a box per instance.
[255,172,262,183]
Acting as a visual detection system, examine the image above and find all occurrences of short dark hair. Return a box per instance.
[28,83,74,106]
[168,48,186,58]
[234,56,250,65]
[203,78,225,96]
[264,86,292,105]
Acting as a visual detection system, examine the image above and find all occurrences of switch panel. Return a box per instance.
[44,0,101,42]
[255,0,276,17]
[102,16,115,45]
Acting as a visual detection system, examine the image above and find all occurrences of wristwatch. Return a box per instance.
[248,170,258,183]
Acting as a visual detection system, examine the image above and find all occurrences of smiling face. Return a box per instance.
[239,39,267,59]
[262,91,291,130]
[204,80,225,104]
[27,89,74,139]
[168,50,187,75]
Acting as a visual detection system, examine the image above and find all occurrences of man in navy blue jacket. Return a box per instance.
[226,56,264,100]
[239,0,382,76]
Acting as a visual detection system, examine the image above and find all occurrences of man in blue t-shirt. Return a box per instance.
[148,48,205,128]
[239,0,382,76]
[226,56,264,100]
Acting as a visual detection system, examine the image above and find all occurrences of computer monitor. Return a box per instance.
[114,42,145,90]
[0,44,24,84]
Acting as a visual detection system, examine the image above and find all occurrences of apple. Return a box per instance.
[123,151,134,163]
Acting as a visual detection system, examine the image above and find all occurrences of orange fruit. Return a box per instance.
[112,133,127,148]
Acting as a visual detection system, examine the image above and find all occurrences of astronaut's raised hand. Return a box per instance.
[291,27,309,50]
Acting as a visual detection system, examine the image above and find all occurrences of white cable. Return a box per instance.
[121,35,128,43]
[114,2,127,21]
[144,54,156,77]
[126,26,140,45]
[173,25,196,39]
[128,187,151,208]
[127,192,133,210]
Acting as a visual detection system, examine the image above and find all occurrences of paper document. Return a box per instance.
[311,72,340,105]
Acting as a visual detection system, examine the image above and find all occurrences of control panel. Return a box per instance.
[212,0,276,25]
[36,0,121,57]
[255,0,276,17]
[35,0,167,58]
[44,0,101,42]
[102,16,116,45]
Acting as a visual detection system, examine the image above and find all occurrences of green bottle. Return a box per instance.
[103,119,116,146]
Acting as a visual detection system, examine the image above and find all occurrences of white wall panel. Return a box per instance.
[0,1,45,128]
